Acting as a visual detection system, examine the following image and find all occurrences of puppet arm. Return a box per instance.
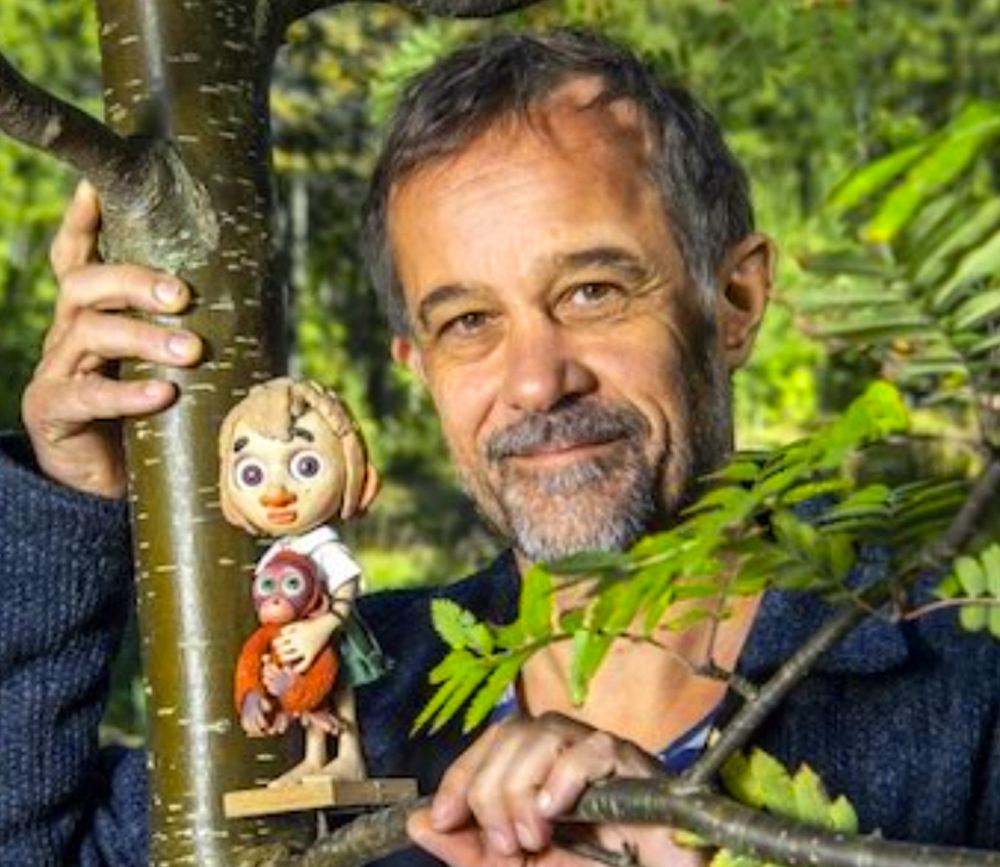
[275,577,358,674]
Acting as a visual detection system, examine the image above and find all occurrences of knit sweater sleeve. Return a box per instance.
[0,435,147,867]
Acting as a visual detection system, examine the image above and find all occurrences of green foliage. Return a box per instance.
[706,749,857,867]
[416,381,976,732]
[937,545,1000,637]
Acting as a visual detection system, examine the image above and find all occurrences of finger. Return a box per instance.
[23,373,178,437]
[467,717,580,854]
[52,262,190,328]
[408,808,493,867]
[50,180,102,280]
[537,730,660,821]
[431,722,504,832]
[40,309,202,378]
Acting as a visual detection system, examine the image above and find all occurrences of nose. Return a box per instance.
[500,315,596,413]
[259,486,297,508]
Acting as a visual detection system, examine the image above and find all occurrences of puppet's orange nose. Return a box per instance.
[260,486,297,508]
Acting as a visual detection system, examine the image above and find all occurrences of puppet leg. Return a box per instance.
[268,721,329,787]
[317,687,366,781]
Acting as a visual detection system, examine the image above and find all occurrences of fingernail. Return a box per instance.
[430,796,455,830]
[167,332,198,359]
[536,788,554,815]
[154,281,183,306]
[488,829,516,855]
[143,381,172,401]
[515,822,539,850]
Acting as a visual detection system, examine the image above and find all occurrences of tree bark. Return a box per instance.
[94,1,297,864]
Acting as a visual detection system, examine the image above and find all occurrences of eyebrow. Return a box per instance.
[233,436,249,453]
[555,246,651,282]
[290,427,315,442]
[416,284,473,333]
[414,246,652,333]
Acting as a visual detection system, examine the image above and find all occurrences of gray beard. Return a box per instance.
[474,400,659,563]
[465,364,732,564]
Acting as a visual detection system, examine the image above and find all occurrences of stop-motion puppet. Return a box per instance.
[219,377,386,788]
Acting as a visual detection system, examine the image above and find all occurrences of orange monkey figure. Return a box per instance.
[235,550,343,774]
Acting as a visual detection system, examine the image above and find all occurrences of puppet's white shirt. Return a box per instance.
[257,524,361,594]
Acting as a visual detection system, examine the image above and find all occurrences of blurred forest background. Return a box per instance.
[2,1,998,731]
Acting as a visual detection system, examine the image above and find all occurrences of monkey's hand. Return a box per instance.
[301,708,342,735]
[274,613,337,674]
[240,690,275,737]
[262,660,299,698]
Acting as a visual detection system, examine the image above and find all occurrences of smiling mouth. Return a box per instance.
[266,509,299,525]
[506,438,618,467]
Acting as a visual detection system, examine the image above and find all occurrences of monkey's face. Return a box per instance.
[253,558,319,624]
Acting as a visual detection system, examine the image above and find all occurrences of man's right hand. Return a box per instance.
[21,180,203,498]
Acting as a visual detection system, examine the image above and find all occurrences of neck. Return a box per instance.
[514,553,761,753]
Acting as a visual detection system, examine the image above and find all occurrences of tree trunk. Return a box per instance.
[95,1,296,864]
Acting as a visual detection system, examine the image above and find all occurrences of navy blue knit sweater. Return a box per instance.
[3,434,1000,866]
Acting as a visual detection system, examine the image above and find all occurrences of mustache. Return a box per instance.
[485,401,649,463]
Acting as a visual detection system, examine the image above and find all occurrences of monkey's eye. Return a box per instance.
[234,457,267,490]
[282,572,306,596]
[253,574,277,597]
[289,450,324,481]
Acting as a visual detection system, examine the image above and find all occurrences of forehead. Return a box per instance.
[231,411,337,452]
[387,81,675,302]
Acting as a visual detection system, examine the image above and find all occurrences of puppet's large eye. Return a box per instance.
[234,457,266,490]
[253,573,277,597]
[282,571,306,597]
[289,450,324,481]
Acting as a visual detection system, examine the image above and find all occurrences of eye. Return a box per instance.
[570,283,618,306]
[234,457,266,490]
[253,574,277,597]
[282,572,306,596]
[289,449,324,481]
[439,310,494,339]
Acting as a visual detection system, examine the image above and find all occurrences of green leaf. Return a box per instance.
[431,599,481,650]
[798,249,893,278]
[956,555,988,632]
[463,653,525,732]
[519,566,554,640]
[951,286,1000,331]
[826,141,926,211]
[569,629,613,705]
[931,228,1000,313]
[914,199,1000,290]
[746,749,797,817]
[792,764,834,828]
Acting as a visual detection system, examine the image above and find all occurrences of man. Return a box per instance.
[3,27,1000,867]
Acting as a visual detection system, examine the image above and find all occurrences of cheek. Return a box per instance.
[427,366,499,463]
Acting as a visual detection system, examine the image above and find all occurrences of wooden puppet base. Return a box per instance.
[223,776,418,819]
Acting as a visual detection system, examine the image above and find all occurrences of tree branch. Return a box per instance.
[685,456,1000,788]
[0,50,219,273]
[0,49,142,195]
[572,779,1000,867]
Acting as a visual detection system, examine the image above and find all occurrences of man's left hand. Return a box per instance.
[407,713,703,866]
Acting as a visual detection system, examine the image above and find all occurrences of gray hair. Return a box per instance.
[361,27,755,335]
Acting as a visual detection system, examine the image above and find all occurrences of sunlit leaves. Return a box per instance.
[804,102,1000,423]
[416,384,973,732]
[712,749,858,867]
[936,545,1000,637]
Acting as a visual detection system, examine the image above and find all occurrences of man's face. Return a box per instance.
[224,409,347,536]
[388,82,768,563]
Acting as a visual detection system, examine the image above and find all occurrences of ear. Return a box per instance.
[717,232,774,370]
[358,464,381,515]
[391,335,426,383]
